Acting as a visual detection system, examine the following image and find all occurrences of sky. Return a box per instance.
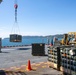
[0,0,76,38]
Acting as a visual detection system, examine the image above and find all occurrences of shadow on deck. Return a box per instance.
[17,48,31,50]
[0,70,27,75]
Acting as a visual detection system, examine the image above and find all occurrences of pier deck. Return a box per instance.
[0,45,63,75]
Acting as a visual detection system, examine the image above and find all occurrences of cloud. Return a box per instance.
[0,28,10,38]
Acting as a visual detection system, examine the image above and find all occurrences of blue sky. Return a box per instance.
[0,0,76,38]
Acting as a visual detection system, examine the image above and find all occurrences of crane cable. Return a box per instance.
[11,0,20,34]
[14,0,18,22]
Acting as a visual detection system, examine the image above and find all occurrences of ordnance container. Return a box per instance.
[10,34,22,42]
[32,43,45,56]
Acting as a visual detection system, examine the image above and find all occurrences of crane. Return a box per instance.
[10,0,22,42]
[0,0,2,3]
[14,0,18,23]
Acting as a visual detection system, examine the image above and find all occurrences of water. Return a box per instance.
[2,37,50,46]
[2,36,62,46]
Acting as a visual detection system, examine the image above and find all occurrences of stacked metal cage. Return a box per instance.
[48,46,61,71]
[48,45,76,75]
[60,46,76,75]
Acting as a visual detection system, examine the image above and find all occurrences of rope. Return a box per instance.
[11,22,20,35]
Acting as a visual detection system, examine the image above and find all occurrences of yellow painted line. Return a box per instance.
[42,66,47,68]
[31,63,36,65]
[10,67,17,70]
[44,62,49,64]
[35,64,41,66]
[23,65,26,66]
[25,66,37,71]
[39,62,44,64]
[25,67,36,71]
[20,70,26,72]
[15,68,21,70]
[26,68,31,71]
[46,63,51,65]
[21,65,26,67]
[33,67,37,69]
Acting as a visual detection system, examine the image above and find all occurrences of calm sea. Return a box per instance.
[2,37,50,46]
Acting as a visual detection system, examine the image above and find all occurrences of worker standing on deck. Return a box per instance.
[50,37,58,46]
[72,34,76,42]
[53,37,58,45]
[68,35,72,43]
[50,38,53,46]
[61,34,69,45]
